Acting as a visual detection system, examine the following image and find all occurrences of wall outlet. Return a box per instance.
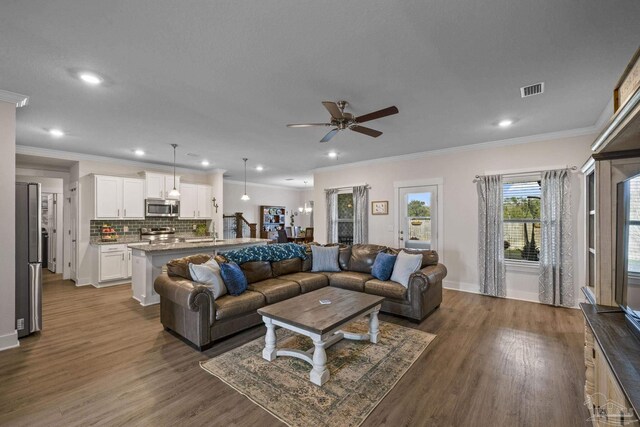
[123,226,129,232]
[17,318,24,330]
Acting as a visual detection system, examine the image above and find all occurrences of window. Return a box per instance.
[337,192,353,245]
[503,180,541,262]
[630,176,640,274]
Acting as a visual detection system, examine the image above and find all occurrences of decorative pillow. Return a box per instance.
[371,252,397,281]
[219,262,248,296]
[188,259,227,300]
[311,245,341,272]
[390,251,423,287]
[167,253,212,280]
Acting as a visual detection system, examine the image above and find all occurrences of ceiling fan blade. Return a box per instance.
[287,123,332,128]
[355,106,399,123]
[350,125,383,138]
[322,101,343,119]
[320,128,339,143]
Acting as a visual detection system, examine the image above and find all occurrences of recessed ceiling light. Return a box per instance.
[78,72,103,86]
[498,119,513,128]
[328,151,338,158]
[201,160,210,166]
[49,128,65,138]
[285,178,294,181]
[134,149,145,156]
[256,165,264,171]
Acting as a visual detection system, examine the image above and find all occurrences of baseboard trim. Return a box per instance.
[0,331,19,352]
[93,280,131,289]
[443,280,580,308]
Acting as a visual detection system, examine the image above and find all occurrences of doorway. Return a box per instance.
[70,183,78,282]
[396,184,441,252]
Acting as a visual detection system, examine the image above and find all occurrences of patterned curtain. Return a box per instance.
[325,189,339,243]
[477,175,506,297]
[539,169,574,306]
[352,185,369,244]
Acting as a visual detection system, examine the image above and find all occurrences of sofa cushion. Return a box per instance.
[311,245,341,272]
[248,279,301,304]
[390,251,423,287]
[214,291,265,320]
[329,271,374,292]
[188,259,227,299]
[365,279,408,301]
[219,262,249,296]
[240,261,273,284]
[386,248,438,268]
[279,272,329,293]
[167,253,212,280]
[349,244,388,273]
[272,257,303,277]
[371,252,397,281]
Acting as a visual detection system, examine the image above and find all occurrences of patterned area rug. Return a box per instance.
[200,319,436,427]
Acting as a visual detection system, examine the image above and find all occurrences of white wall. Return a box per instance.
[313,134,592,305]
[0,101,18,350]
[223,181,307,230]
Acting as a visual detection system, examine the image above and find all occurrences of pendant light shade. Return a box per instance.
[241,157,250,201]
[168,144,180,197]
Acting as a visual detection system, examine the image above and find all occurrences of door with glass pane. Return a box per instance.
[398,186,437,250]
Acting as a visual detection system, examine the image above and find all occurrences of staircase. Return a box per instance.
[223,212,257,239]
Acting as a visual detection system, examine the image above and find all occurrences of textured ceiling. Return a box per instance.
[1,1,639,187]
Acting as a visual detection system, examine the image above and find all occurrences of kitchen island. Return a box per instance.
[128,237,269,306]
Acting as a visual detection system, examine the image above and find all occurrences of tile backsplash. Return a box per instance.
[90,218,210,237]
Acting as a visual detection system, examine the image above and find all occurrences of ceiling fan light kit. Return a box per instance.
[286,100,399,143]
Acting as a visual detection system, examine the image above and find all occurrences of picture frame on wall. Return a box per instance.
[371,201,389,215]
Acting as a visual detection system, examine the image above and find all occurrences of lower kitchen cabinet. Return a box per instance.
[95,244,132,285]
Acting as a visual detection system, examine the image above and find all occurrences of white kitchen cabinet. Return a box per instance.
[94,175,145,220]
[179,183,198,219]
[122,178,145,218]
[99,244,129,282]
[179,183,212,219]
[127,248,133,278]
[143,172,181,200]
[197,185,212,218]
[95,176,122,218]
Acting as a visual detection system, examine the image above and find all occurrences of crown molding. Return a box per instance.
[15,145,224,175]
[224,178,305,191]
[312,124,600,174]
[0,89,29,107]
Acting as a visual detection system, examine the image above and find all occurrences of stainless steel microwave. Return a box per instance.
[145,199,180,217]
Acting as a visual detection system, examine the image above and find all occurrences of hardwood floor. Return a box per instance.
[0,271,589,426]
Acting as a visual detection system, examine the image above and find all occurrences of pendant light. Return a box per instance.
[299,181,313,214]
[241,158,250,201]
[168,144,180,198]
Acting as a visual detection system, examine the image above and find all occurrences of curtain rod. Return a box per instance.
[324,183,371,191]
[473,166,578,182]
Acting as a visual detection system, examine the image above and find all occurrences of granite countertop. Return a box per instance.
[90,232,219,246]
[127,237,270,253]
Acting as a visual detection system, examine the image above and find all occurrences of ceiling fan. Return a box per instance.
[287,100,399,143]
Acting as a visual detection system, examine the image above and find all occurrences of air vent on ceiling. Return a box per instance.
[520,82,544,98]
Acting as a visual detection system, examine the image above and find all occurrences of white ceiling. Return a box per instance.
[2,1,639,187]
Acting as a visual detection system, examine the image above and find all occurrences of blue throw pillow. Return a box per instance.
[219,262,248,296]
[371,252,397,281]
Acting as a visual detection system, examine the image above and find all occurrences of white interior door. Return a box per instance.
[70,183,78,282]
[398,185,437,250]
[49,194,57,272]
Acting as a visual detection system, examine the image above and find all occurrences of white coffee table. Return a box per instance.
[257,287,384,386]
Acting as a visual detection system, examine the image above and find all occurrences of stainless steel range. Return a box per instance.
[139,227,183,244]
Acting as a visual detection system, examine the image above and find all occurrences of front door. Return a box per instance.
[398,186,437,250]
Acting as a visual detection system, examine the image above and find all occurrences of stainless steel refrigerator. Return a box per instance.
[15,182,42,338]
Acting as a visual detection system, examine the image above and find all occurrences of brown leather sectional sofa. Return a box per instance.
[154,244,447,350]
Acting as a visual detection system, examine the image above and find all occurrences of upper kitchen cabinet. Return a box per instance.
[179,183,212,219]
[142,172,181,200]
[94,175,145,220]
